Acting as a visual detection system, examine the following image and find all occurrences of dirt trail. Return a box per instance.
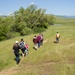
[0,60,75,75]
[0,67,16,75]
[0,61,57,75]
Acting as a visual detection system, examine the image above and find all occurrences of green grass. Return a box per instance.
[0,21,75,75]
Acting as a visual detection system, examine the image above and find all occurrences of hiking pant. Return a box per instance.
[56,38,59,43]
[15,53,20,64]
[37,41,41,48]
[21,47,26,53]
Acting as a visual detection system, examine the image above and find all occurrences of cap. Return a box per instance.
[15,41,18,43]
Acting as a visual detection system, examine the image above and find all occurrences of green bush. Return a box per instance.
[33,27,45,33]
[20,27,32,35]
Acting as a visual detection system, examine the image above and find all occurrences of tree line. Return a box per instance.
[0,4,55,41]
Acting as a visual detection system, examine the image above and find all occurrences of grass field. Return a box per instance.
[0,20,75,75]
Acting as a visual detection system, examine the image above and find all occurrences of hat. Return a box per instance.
[15,41,18,43]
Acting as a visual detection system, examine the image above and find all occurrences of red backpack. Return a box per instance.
[25,44,29,49]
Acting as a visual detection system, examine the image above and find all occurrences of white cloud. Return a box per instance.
[30,2,35,5]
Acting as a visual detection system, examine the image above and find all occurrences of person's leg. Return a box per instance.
[35,43,38,49]
[25,49,28,55]
[21,48,25,57]
[56,38,59,43]
[58,38,59,42]
[16,54,20,64]
[38,41,41,48]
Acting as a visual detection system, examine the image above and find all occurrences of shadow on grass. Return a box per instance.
[54,41,59,43]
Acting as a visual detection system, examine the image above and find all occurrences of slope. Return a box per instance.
[0,22,75,75]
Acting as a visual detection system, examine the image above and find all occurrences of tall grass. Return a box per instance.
[0,21,75,75]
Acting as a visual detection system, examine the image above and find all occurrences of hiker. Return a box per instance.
[33,36,38,50]
[19,38,26,57]
[56,32,60,43]
[25,44,29,55]
[40,33,44,45]
[37,34,41,48]
[13,41,20,64]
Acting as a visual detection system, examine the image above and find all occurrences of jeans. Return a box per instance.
[37,41,41,48]
[15,54,20,64]
[56,38,59,43]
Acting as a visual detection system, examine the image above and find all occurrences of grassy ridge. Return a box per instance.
[0,22,75,75]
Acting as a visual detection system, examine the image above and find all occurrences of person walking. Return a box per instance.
[37,34,41,48]
[19,38,26,57]
[13,41,20,64]
[33,36,38,50]
[25,44,29,55]
[56,32,60,43]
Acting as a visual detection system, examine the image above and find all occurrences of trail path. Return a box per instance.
[0,60,75,75]
[0,61,58,75]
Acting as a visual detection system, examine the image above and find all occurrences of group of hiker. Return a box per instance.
[12,38,28,64]
[12,32,60,64]
[33,33,44,50]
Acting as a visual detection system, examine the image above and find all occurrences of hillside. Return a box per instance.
[55,15,75,18]
[0,21,75,75]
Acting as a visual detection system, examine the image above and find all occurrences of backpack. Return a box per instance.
[56,34,60,38]
[20,42,25,49]
[25,44,29,49]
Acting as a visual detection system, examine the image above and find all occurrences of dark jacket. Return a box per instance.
[13,44,20,54]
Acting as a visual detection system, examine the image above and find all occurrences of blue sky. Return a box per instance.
[0,0,75,16]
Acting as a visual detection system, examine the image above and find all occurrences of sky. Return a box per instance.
[0,0,75,16]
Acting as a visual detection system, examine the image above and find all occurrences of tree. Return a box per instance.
[0,4,55,41]
[46,14,55,25]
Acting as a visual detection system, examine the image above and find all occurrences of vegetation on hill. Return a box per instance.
[0,17,75,75]
[0,4,55,41]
